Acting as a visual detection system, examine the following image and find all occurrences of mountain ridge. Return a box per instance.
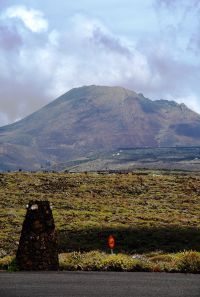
[0,85,200,171]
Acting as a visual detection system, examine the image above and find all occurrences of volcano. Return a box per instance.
[0,85,200,170]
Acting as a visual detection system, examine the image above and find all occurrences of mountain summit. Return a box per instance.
[0,85,200,170]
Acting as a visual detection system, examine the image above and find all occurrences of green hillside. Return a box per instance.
[0,171,200,257]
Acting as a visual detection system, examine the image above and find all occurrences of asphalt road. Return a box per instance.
[0,272,200,297]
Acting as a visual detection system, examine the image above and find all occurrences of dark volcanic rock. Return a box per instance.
[16,201,59,271]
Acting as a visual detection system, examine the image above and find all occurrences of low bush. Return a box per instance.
[59,252,83,270]
[148,253,174,263]
[176,251,200,273]
[59,251,152,272]
[0,255,15,270]
[59,250,200,273]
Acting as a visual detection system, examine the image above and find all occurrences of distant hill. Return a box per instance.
[0,85,200,171]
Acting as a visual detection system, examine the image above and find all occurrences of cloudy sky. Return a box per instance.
[0,0,200,126]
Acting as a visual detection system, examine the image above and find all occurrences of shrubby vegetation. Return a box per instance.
[1,251,200,273]
[0,171,200,272]
[59,250,200,273]
[176,250,200,273]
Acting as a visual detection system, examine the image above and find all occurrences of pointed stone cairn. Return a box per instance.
[16,201,59,270]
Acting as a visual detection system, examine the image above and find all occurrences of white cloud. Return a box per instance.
[45,15,151,97]
[70,14,109,39]
[0,6,200,127]
[0,10,152,111]
[0,112,9,127]
[4,5,48,33]
[175,94,200,114]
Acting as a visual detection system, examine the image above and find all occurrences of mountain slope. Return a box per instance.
[0,85,200,170]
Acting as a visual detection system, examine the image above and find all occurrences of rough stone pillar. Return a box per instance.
[16,200,59,271]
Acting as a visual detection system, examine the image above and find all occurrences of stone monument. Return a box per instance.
[16,200,59,270]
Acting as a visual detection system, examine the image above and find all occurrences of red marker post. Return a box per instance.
[108,235,115,254]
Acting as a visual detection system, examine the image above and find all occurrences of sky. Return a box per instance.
[0,0,200,126]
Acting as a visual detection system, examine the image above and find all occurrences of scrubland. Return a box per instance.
[0,171,200,272]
